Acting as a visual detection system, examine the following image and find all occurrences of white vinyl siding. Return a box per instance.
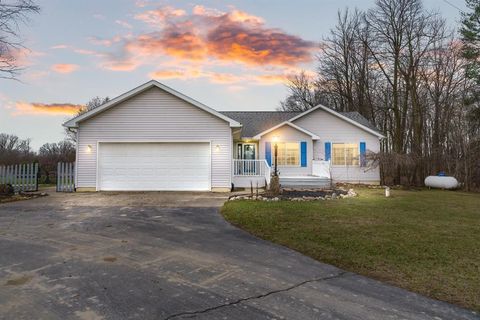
[259,124,312,176]
[293,109,381,183]
[76,87,232,190]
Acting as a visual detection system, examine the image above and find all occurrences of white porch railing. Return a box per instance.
[233,159,266,176]
[233,159,272,186]
[312,160,331,178]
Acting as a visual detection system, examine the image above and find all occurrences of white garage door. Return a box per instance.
[98,142,210,191]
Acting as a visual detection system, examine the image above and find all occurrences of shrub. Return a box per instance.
[0,184,14,195]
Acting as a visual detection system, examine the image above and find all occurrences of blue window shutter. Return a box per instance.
[300,141,307,167]
[265,142,272,166]
[325,142,331,161]
[360,142,366,167]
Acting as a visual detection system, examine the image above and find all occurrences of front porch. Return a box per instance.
[231,159,332,189]
[231,123,331,189]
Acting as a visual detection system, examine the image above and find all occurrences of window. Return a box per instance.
[272,142,299,166]
[332,143,359,166]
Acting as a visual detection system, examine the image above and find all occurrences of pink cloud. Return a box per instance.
[7,48,44,67]
[115,19,133,29]
[13,102,83,116]
[74,49,93,55]
[106,5,317,70]
[149,68,288,86]
[51,44,69,49]
[192,5,223,17]
[134,6,186,26]
[87,5,318,86]
[102,57,140,71]
[51,63,79,74]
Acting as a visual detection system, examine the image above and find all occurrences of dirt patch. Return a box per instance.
[103,256,117,263]
[5,275,33,286]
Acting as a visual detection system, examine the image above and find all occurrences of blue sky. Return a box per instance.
[0,0,466,150]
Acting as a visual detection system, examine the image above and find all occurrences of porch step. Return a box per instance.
[280,176,332,189]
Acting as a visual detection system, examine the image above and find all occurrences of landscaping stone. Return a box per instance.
[229,187,357,202]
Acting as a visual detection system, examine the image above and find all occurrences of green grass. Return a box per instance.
[221,188,480,311]
[38,183,56,187]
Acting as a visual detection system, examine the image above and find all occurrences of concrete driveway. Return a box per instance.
[0,191,477,320]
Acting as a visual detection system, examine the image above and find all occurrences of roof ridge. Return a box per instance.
[220,111,301,113]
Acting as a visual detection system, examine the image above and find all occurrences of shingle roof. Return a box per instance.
[220,111,301,137]
[341,112,382,134]
[220,110,382,137]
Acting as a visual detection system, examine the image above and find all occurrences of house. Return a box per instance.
[63,80,385,192]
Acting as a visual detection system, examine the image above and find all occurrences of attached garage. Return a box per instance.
[64,80,241,192]
[98,142,211,191]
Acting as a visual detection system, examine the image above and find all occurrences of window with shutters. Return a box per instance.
[272,142,300,166]
[332,143,359,166]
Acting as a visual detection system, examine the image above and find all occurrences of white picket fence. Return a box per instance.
[57,162,75,192]
[0,163,38,192]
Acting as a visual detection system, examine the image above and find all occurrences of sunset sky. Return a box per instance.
[0,0,465,150]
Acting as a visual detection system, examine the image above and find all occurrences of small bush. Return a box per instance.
[0,184,14,195]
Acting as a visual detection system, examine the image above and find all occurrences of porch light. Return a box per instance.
[272,136,279,143]
[215,144,220,152]
[86,145,92,153]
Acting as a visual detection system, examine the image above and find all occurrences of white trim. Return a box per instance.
[208,140,212,191]
[95,141,100,191]
[228,129,232,188]
[74,129,79,189]
[95,140,212,191]
[63,80,242,128]
[252,121,320,140]
[288,105,386,139]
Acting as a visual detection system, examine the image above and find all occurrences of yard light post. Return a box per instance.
[273,136,279,176]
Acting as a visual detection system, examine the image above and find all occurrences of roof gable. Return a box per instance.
[220,111,300,138]
[64,80,242,128]
[289,105,385,138]
[222,109,384,139]
[252,121,320,140]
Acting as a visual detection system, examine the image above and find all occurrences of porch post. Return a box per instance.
[274,141,278,176]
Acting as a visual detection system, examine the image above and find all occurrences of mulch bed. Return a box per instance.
[280,189,347,199]
[230,188,355,201]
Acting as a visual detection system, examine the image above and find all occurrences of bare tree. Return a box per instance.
[38,140,75,183]
[461,0,480,135]
[279,0,480,189]
[278,71,335,111]
[65,96,110,142]
[461,0,480,83]
[0,0,40,80]
[0,133,34,164]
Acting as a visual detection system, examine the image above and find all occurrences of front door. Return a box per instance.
[243,143,256,160]
[236,143,257,175]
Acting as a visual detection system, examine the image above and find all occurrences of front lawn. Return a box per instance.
[221,188,480,311]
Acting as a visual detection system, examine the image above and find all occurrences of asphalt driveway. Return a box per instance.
[0,191,477,320]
